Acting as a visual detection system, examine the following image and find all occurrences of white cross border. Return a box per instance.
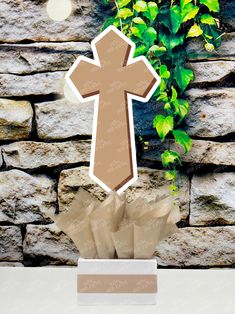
[65,26,161,194]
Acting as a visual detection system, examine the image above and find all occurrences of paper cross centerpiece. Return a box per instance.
[66,26,160,193]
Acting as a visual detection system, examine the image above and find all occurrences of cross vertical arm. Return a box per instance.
[66,26,160,193]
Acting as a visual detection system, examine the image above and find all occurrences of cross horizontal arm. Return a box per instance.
[124,59,157,99]
[69,58,101,99]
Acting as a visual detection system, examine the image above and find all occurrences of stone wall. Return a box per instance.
[0,0,234,268]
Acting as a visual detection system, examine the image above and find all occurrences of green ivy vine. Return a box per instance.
[102,0,221,191]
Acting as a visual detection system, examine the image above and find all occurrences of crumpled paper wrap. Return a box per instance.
[50,188,180,259]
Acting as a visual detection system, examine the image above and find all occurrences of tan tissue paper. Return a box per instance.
[50,188,180,259]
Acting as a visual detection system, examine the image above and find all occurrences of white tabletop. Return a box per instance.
[0,267,234,314]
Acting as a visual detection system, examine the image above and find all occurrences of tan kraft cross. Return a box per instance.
[66,26,160,193]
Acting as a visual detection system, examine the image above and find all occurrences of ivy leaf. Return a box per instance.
[157,92,169,102]
[158,31,169,47]
[171,86,178,102]
[133,1,147,12]
[186,23,203,38]
[165,170,177,181]
[180,0,192,7]
[174,65,194,91]
[169,184,178,193]
[173,130,192,153]
[164,102,171,110]
[122,24,130,34]
[159,79,167,92]
[131,18,147,38]
[117,0,131,8]
[133,17,147,33]
[170,5,182,34]
[158,6,171,30]
[143,2,159,24]
[169,34,184,49]
[143,27,157,46]
[172,99,189,119]
[204,42,215,51]
[150,59,160,68]
[200,14,216,25]
[130,26,142,37]
[116,8,133,19]
[181,3,199,23]
[149,45,166,57]
[201,23,221,48]
[101,17,120,31]
[200,0,219,12]
[153,115,174,141]
[156,80,168,101]
[134,44,147,57]
[159,30,184,50]
[133,17,145,24]
[160,64,170,79]
[161,150,181,167]
[159,5,182,33]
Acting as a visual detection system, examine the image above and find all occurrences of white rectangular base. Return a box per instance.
[77,258,158,305]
